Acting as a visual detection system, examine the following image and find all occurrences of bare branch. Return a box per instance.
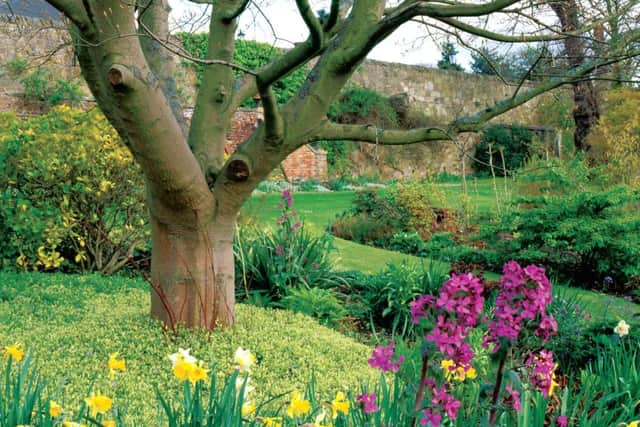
[257,82,284,145]
[296,0,324,50]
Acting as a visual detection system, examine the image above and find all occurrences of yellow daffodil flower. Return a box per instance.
[173,359,195,382]
[4,342,24,362]
[169,348,196,367]
[49,400,63,418]
[233,347,256,373]
[242,401,256,417]
[63,422,86,427]
[625,421,640,427]
[102,421,116,427]
[331,391,350,418]
[286,390,311,418]
[260,417,282,427]
[188,362,209,384]
[108,352,126,373]
[440,359,476,382]
[84,393,113,418]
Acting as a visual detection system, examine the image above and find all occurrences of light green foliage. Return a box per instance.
[21,69,82,106]
[587,88,640,186]
[0,106,148,273]
[177,35,306,106]
[280,287,347,328]
[4,56,28,78]
[0,272,374,424]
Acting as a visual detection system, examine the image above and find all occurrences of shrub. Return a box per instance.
[387,232,426,255]
[328,86,398,128]
[0,106,148,274]
[587,88,640,186]
[280,287,347,328]
[235,190,344,302]
[475,125,533,175]
[21,69,82,106]
[476,187,640,289]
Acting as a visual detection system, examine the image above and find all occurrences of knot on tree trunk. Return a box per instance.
[225,154,252,182]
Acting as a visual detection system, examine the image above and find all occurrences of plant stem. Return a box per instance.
[411,352,430,427]
[489,353,506,425]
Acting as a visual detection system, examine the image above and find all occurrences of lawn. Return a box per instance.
[243,187,640,323]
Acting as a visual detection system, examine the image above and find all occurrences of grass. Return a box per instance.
[242,185,640,322]
[0,272,376,425]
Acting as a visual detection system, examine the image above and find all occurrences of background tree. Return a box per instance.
[43,0,640,330]
[437,40,465,71]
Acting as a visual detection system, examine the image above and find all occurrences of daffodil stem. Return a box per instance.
[489,353,507,425]
[411,352,430,427]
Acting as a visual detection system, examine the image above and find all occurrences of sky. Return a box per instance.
[167,0,462,68]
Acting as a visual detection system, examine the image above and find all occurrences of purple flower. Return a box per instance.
[292,221,302,231]
[504,385,521,412]
[556,415,568,427]
[368,342,405,373]
[525,350,557,397]
[275,245,284,255]
[410,295,435,324]
[420,408,442,426]
[281,189,293,207]
[356,393,379,414]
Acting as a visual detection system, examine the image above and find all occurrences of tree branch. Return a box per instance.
[312,122,451,144]
[222,0,251,23]
[296,0,324,50]
[323,0,341,32]
[257,82,284,145]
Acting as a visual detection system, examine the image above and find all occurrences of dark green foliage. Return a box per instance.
[235,192,345,303]
[280,287,347,328]
[474,125,533,175]
[387,232,426,255]
[330,189,405,246]
[177,35,306,105]
[437,41,465,72]
[476,187,640,289]
[21,69,82,106]
[340,262,449,339]
[328,86,399,128]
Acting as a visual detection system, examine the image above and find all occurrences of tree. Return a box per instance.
[44,0,640,330]
[437,40,465,71]
[548,0,601,150]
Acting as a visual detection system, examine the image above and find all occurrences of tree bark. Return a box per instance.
[549,0,600,151]
[149,212,236,329]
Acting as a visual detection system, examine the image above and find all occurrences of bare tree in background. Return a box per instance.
[43,0,640,329]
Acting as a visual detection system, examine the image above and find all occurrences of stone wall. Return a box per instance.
[0,18,560,180]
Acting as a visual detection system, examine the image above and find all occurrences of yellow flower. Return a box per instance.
[233,347,256,373]
[615,320,630,337]
[84,393,113,417]
[440,359,475,382]
[108,352,126,379]
[286,390,311,418]
[49,400,63,418]
[173,359,195,382]
[102,421,116,427]
[63,421,86,427]
[260,417,282,427]
[242,401,256,417]
[625,421,640,427]
[330,391,350,418]
[188,362,209,384]
[169,348,196,367]
[4,342,24,362]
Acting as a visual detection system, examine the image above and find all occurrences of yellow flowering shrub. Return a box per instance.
[587,89,640,187]
[0,106,148,273]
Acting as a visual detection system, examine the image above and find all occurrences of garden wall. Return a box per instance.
[0,17,555,180]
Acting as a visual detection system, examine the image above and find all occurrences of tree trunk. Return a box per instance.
[149,213,236,329]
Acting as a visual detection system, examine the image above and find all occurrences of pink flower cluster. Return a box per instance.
[420,379,461,426]
[356,393,379,414]
[503,385,521,412]
[425,273,484,368]
[525,349,557,397]
[484,261,557,351]
[368,341,405,373]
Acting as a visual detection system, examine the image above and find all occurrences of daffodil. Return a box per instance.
[169,348,196,367]
[615,320,630,337]
[63,422,86,427]
[188,362,209,384]
[242,401,256,417]
[286,390,311,418]
[102,421,116,427]
[84,393,113,418]
[625,421,640,427]
[440,359,476,382]
[330,391,349,418]
[260,417,282,427]
[234,347,256,373]
[236,376,255,398]
[3,342,24,362]
[173,359,195,382]
[108,352,126,380]
[49,400,63,418]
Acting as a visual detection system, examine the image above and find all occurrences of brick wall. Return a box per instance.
[225,109,328,181]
